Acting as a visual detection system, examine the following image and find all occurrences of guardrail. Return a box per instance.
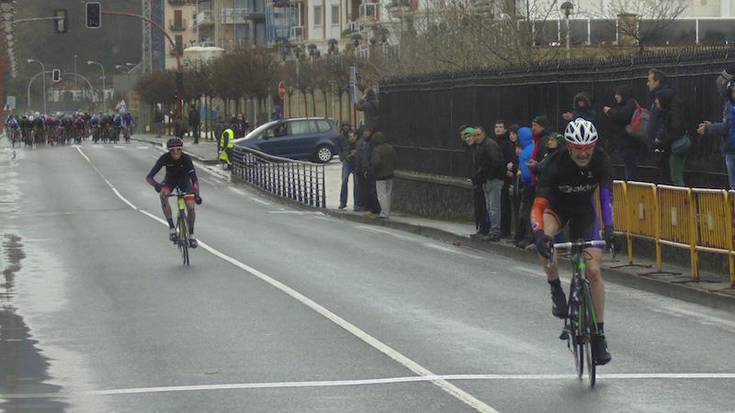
[230,146,326,208]
[609,181,734,287]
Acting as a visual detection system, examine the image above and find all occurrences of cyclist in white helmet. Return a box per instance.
[530,118,615,366]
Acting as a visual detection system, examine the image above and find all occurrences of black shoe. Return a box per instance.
[189,237,198,248]
[591,333,612,365]
[169,228,178,242]
[486,234,501,242]
[338,204,347,210]
[551,288,568,319]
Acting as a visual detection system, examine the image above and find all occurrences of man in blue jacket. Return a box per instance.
[515,126,535,248]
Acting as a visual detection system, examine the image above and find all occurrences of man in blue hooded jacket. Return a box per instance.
[514,126,535,248]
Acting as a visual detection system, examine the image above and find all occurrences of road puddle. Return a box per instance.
[0,234,67,412]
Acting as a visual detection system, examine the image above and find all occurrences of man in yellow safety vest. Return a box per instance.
[219,121,235,169]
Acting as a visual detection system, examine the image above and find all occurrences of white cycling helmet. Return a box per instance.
[564,118,598,146]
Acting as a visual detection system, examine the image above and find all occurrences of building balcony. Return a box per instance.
[221,8,264,24]
[358,3,378,25]
[194,10,214,27]
[289,25,304,42]
[386,0,412,18]
[168,0,193,6]
[169,19,188,31]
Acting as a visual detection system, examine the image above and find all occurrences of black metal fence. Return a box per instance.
[231,146,327,207]
[380,46,735,188]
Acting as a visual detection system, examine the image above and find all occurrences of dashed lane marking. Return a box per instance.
[71,145,499,413]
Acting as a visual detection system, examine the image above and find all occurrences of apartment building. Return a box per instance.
[165,0,197,68]
[194,0,268,50]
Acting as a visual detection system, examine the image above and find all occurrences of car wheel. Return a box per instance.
[315,145,333,163]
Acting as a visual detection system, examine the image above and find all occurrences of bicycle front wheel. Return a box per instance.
[582,288,597,388]
[177,214,189,266]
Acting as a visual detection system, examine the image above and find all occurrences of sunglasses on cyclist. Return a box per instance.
[169,148,182,153]
[568,143,595,152]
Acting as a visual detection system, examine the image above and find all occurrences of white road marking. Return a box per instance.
[268,210,304,215]
[113,145,126,149]
[72,146,499,413]
[250,197,271,206]
[136,146,149,150]
[357,225,417,241]
[422,243,484,260]
[3,372,735,399]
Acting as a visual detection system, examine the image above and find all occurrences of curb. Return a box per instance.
[231,177,735,313]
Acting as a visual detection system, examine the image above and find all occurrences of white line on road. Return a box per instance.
[250,197,271,206]
[3,372,735,399]
[357,225,417,241]
[267,210,304,215]
[136,146,149,150]
[72,146,499,413]
[422,243,485,260]
[113,145,126,149]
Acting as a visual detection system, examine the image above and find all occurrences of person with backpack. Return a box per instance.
[603,85,644,181]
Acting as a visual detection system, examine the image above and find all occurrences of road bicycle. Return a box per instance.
[555,239,607,388]
[166,191,197,266]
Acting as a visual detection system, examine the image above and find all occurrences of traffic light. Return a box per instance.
[54,9,68,33]
[86,2,101,29]
[52,69,61,82]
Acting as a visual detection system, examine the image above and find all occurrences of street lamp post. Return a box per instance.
[27,59,47,113]
[561,2,574,60]
[87,60,106,108]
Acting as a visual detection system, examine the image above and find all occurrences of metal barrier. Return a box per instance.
[693,189,734,284]
[656,185,697,279]
[608,182,735,287]
[230,146,326,208]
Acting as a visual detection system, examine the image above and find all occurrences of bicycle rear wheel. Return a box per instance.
[177,213,189,266]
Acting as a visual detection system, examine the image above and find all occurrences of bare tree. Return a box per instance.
[587,0,688,52]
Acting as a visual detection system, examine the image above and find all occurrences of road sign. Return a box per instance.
[278,81,286,100]
[6,96,16,110]
[52,69,61,82]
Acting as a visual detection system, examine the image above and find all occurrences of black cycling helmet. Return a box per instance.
[166,138,184,149]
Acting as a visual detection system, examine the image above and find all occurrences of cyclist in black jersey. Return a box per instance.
[146,138,202,248]
[530,118,614,366]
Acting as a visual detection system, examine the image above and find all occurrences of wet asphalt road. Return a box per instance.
[1,142,735,413]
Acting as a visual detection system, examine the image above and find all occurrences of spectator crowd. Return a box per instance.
[456,65,735,247]
[337,85,398,219]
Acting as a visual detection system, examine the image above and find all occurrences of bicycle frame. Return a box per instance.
[554,239,605,387]
[165,191,196,266]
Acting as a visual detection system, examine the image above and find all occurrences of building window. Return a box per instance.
[331,5,339,25]
[314,5,322,27]
[175,35,183,53]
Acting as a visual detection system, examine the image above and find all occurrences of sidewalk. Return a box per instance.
[319,163,735,312]
[133,133,219,164]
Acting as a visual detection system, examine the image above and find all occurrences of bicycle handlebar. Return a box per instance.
[552,240,607,250]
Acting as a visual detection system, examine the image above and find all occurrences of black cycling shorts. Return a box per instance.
[546,202,601,242]
[162,176,194,195]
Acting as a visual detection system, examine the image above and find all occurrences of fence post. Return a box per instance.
[653,185,663,272]
[687,188,699,281]
[623,182,634,265]
[728,191,735,288]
